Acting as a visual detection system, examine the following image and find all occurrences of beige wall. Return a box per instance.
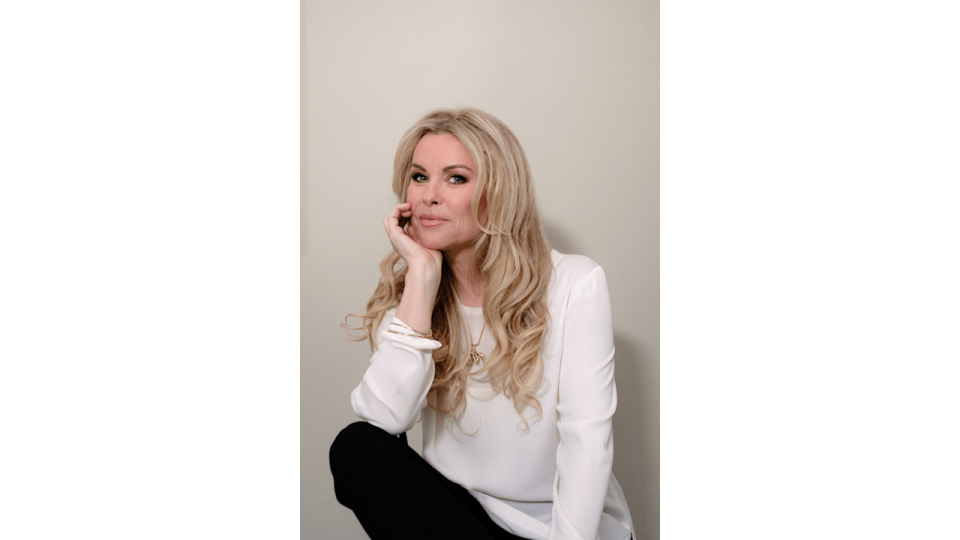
[302,1,659,538]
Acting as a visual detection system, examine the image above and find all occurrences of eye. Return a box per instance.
[449,174,468,185]
[411,172,427,183]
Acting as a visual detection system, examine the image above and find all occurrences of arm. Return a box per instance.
[350,311,441,434]
[549,265,617,540]
[350,202,443,435]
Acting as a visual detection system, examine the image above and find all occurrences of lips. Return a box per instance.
[418,214,448,227]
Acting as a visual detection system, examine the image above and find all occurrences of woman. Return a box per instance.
[331,108,634,540]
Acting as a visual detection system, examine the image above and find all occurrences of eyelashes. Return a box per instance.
[410,172,469,185]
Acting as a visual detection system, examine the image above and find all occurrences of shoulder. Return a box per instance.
[550,250,605,287]
[547,250,610,306]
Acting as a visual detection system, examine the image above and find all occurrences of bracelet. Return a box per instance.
[386,329,436,340]
[391,320,432,339]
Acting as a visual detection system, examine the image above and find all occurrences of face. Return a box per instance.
[406,132,487,255]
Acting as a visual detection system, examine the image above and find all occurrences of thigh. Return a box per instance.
[330,421,526,540]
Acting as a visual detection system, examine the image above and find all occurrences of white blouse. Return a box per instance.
[350,251,634,540]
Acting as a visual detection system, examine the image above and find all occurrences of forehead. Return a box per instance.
[411,132,477,168]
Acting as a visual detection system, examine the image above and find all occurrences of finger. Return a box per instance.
[386,204,405,228]
[387,203,411,225]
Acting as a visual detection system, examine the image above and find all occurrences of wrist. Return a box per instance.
[405,262,441,290]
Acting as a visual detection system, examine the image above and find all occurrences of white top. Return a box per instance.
[351,250,634,540]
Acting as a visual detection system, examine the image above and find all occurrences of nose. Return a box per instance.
[422,179,440,205]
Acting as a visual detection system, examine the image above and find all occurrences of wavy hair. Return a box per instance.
[345,108,552,429]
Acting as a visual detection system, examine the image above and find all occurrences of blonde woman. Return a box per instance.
[330,108,634,540]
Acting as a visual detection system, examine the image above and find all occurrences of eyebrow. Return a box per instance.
[410,163,475,173]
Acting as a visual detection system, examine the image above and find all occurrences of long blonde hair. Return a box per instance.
[345,108,552,429]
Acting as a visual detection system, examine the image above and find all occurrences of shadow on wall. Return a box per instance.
[610,332,649,530]
[543,221,578,257]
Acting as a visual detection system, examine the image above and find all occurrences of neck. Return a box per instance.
[443,246,486,308]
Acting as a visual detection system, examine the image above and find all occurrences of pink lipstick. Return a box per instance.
[418,214,448,227]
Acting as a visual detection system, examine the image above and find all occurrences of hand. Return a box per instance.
[383,203,442,277]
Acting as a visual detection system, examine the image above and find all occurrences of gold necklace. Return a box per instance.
[468,323,486,366]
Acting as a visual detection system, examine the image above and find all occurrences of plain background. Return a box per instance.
[301,1,658,539]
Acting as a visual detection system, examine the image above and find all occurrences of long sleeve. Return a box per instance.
[549,266,617,540]
[350,310,441,435]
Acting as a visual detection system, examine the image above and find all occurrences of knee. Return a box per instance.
[329,421,390,478]
[330,422,400,506]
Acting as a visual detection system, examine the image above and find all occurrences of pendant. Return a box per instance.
[468,350,485,366]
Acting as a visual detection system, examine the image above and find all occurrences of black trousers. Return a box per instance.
[330,421,529,540]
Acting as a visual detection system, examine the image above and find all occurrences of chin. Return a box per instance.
[419,240,447,251]
[412,229,447,251]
